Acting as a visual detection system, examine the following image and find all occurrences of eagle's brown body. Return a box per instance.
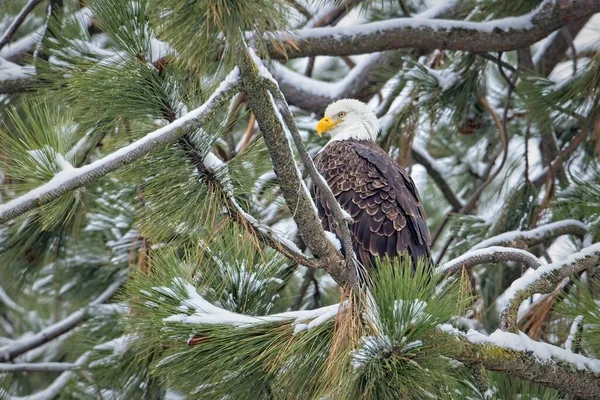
[314,140,431,269]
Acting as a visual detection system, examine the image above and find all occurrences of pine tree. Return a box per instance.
[1,0,600,398]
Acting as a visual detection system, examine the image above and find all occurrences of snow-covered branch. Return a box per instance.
[499,243,600,332]
[0,69,241,224]
[272,52,388,114]
[438,246,542,277]
[471,220,588,251]
[443,325,600,399]
[0,0,45,51]
[162,278,340,334]
[265,0,600,58]
[0,275,123,362]
[236,45,350,287]
[0,8,94,61]
[0,362,77,372]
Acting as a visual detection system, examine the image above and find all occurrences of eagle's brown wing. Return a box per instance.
[314,140,431,270]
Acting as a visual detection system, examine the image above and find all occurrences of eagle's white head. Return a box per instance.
[316,99,379,142]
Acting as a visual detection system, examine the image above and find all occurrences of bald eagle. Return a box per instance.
[313,99,431,270]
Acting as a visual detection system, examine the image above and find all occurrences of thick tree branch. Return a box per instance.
[438,246,542,277]
[443,327,600,399]
[0,70,240,224]
[236,45,350,288]
[0,275,123,362]
[499,243,600,332]
[264,0,600,58]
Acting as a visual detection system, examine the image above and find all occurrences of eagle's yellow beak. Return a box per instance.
[316,117,337,137]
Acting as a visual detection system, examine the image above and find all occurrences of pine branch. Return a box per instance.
[0,69,241,224]
[443,327,600,399]
[264,0,600,58]
[236,44,351,288]
[531,127,589,187]
[0,0,45,51]
[438,246,542,277]
[0,274,123,362]
[499,243,600,332]
[195,151,324,271]
[470,220,588,251]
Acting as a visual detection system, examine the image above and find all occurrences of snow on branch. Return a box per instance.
[0,69,241,224]
[264,0,600,58]
[499,243,600,332]
[438,246,542,277]
[162,278,340,334]
[443,325,600,399]
[0,274,124,362]
[271,52,387,114]
[470,220,588,251]
[0,362,77,372]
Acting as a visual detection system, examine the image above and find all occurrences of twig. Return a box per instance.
[0,0,46,51]
[499,243,600,332]
[531,128,588,187]
[565,315,584,353]
[0,69,241,224]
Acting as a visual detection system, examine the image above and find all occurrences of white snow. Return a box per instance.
[324,231,341,251]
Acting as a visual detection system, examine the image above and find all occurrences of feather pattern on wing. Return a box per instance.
[314,140,431,270]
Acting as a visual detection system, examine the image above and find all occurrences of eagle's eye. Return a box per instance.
[338,112,346,118]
